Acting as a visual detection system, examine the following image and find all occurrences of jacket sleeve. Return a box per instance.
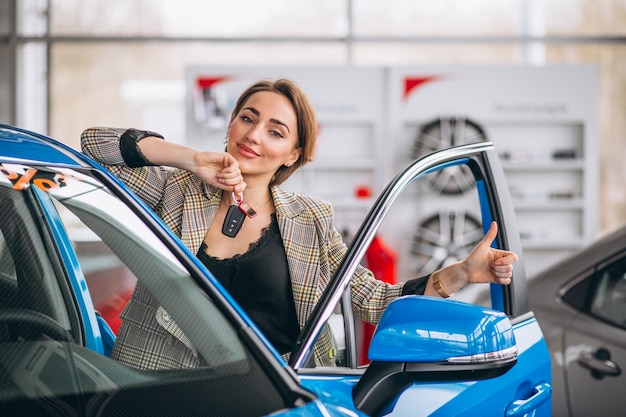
[312,201,407,325]
[80,127,172,212]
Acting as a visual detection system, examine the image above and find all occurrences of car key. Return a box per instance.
[222,192,257,238]
[222,204,246,237]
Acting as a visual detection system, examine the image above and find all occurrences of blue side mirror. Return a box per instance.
[369,296,517,363]
[354,296,518,417]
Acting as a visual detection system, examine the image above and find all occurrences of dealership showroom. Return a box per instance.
[1,1,626,417]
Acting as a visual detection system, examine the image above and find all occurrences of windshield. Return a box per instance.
[0,162,303,416]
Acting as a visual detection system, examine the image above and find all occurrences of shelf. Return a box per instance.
[519,238,586,250]
[502,160,584,171]
[512,198,585,210]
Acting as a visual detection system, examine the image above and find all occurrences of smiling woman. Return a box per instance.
[79,78,518,372]
[0,123,552,416]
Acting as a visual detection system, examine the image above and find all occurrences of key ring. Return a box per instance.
[231,191,257,218]
[231,191,244,205]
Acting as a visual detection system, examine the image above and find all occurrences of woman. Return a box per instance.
[81,78,516,370]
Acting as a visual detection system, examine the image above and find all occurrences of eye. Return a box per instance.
[269,130,284,139]
[241,115,253,124]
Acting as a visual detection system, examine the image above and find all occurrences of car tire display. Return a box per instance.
[409,117,486,277]
[410,210,483,277]
[412,116,487,195]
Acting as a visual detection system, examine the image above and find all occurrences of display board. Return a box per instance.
[387,66,597,278]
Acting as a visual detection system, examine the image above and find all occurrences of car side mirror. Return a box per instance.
[353,296,517,417]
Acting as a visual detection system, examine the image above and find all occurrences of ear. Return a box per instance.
[286,147,302,167]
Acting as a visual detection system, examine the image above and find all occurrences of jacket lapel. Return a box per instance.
[180,184,221,254]
[272,187,321,330]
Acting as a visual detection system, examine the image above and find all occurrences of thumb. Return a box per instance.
[479,221,498,248]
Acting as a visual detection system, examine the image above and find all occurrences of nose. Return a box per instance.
[245,123,263,144]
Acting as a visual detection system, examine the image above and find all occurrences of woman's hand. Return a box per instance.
[136,136,246,193]
[462,221,517,286]
[193,151,246,193]
[425,221,517,298]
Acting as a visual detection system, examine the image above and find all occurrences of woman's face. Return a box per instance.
[226,91,301,184]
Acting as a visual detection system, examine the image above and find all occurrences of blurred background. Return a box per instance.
[1,0,625,278]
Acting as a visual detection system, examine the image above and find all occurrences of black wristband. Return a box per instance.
[401,275,430,296]
[120,128,164,168]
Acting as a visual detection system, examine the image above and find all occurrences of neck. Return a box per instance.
[240,175,273,204]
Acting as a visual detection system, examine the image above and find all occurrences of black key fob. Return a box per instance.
[222,204,246,238]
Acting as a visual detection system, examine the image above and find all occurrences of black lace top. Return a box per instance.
[196,214,300,355]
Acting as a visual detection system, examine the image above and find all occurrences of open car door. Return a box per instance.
[291,142,552,417]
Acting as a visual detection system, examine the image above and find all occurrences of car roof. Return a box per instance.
[528,224,626,305]
[0,124,87,167]
[533,225,626,283]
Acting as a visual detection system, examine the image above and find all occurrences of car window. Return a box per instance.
[323,158,496,368]
[589,256,626,329]
[560,270,594,310]
[0,182,77,338]
[0,163,302,416]
[0,216,18,300]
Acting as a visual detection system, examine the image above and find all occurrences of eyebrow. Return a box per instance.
[244,106,291,134]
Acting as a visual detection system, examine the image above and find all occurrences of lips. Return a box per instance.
[237,144,260,158]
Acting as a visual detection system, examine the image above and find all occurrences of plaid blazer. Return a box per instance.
[81,127,406,369]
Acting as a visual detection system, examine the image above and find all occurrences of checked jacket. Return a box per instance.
[81,127,407,369]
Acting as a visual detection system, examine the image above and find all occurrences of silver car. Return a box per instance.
[528,225,626,417]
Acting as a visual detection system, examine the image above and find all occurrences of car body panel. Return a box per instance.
[0,124,551,416]
[0,126,84,166]
[529,225,626,417]
[301,316,551,417]
[563,319,626,416]
[31,183,106,354]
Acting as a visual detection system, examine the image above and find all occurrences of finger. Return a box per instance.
[218,171,242,181]
[233,182,246,193]
[221,162,240,176]
[220,153,241,172]
[218,176,241,186]
[478,221,498,248]
[490,267,513,279]
[493,251,519,265]
[219,174,246,192]
[491,260,514,271]
[491,267,513,278]
[219,175,245,190]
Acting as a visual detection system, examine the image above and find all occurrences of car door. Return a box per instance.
[0,157,341,417]
[558,252,626,416]
[291,142,552,417]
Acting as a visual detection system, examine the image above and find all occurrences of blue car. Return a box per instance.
[0,124,552,416]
